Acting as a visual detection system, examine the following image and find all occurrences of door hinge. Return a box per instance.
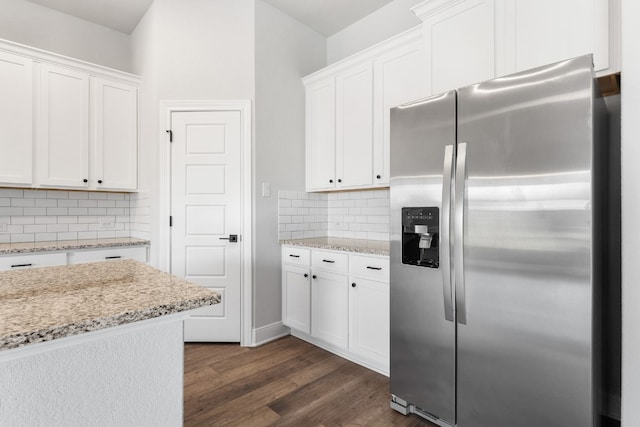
[169,216,173,227]
[166,129,173,142]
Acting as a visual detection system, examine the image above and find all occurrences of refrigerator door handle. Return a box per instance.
[455,142,468,325]
[441,144,455,322]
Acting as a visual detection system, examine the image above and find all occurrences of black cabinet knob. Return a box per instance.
[352,282,357,288]
[329,179,333,183]
[83,179,88,183]
[376,175,381,179]
[97,180,103,184]
[312,275,317,279]
[304,273,309,278]
[338,179,342,183]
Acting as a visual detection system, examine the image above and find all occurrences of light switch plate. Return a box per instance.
[99,218,115,229]
[261,182,271,198]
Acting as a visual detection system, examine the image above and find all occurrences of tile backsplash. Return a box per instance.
[0,188,131,244]
[278,189,390,241]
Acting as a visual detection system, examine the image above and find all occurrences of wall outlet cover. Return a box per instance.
[99,218,115,229]
[0,223,8,233]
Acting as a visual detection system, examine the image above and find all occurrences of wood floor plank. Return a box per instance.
[184,336,435,427]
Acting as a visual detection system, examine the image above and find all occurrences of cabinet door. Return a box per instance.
[0,252,67,272]
[506,0,609,74]
[282,264,311,334]
[0,51,33,186]
[69,246,148,265]
[312,270,349,348]
[92,78,138,191]
[422,0,498,94]
[374,39,427,185]
[38,64,89,188]
[349,277,390,369]
[305,78,336,191]
[335,61,374,189]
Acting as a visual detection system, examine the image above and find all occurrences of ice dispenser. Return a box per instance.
[402,207,439,268]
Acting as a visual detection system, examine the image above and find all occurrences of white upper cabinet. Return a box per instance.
[0,39,139,192]
[373,36,427,185]
[414,0,500,95]
[305,77,336,191]
[38,63,90,189]
[504,0,611,75]
[336,61,374,189]
[93,78,138,191]
[0,51,33,186]
[303,27,425,192]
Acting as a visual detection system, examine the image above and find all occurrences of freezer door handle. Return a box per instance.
[441,144,455,322]
[455,142,468,324]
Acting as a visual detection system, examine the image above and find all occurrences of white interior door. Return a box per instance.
[171,110,242,342]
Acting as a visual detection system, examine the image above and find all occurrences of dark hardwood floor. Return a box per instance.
[184,336,435,426]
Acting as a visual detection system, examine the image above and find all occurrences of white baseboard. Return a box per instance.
[250,321,290,347]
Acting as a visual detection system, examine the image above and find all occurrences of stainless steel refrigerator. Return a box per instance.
[389,55,608,427]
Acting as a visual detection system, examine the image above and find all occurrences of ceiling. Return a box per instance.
[24,0,394,37]
[261,0,394,37]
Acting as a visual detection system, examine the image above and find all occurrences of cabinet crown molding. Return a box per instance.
[411,0,470,21]
[0,38,140,84]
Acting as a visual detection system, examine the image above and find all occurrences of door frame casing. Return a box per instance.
[159,100,253,346]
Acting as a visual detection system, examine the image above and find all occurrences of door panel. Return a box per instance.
[456,56,596,426]
[171,110,241,342]
[389,91,456,425]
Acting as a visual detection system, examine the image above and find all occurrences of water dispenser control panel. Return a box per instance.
[402,207,439,268]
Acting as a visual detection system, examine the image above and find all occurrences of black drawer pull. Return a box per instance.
[11,263,32,268]
[289,254,300,258]
[304,273,309,278]
[105,256,122,260]
[322,259,335,263]
[366,266,382,271]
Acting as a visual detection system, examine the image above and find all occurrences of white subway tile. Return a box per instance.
[279,231,292,240]
[0,198,9,207]
[57,232,78,241]
[97,231,116,238]
[11,217,34,225]
[35,216,57,225]
[279,216,291,224]
[47,191,68,199]
[24,224,46,233]
[78,200,98,208]
[35,199,57,208]
[11,198,35,207]
[89,192,108,200]
[279,199,292,208]
[58,216,78,224]
[0,208,22,216]
[69,224,89,232]
[107,193,125,201]
[0,235,9,243]
[46,208,68,216]
[47,224,68,233]
[78,216,98,224]
[24,208,46,216]
[68,191,89,200]
[68,208,88,216]
[291,231,304,239]
[11,233,34,243]
[23,190,47,199]
[35,233,56,242]
[57,199,78,208]
[97,200,116,208]
[0,189,23,198]
[78,231,98,239]
[88,208,107,216]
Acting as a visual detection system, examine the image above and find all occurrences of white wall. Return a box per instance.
[621,0,640,424]
[254,0,326,329]
[0,0,132,71]
[326,0,422,65]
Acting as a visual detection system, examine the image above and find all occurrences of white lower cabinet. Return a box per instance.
[0,252,67,272]
[311,270,349,348]
[0,244,149,272]
[349,277,390,371]
[69,246,148,265]
[282,264,311,334]
[281,245,390,374]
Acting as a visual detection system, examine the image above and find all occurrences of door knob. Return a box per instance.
[219,234,238,242]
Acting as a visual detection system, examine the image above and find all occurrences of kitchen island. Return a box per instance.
[0,260,219,426]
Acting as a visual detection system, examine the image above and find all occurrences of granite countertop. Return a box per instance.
[0,259,219,351]
[0,237,150,255]
[280,237,389,256]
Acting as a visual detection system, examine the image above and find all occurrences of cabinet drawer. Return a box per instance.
[0,252,67,271]
[349,254,389,282]
[312,250,348,274]
[69,246,148,265]
[282,246,310,266]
